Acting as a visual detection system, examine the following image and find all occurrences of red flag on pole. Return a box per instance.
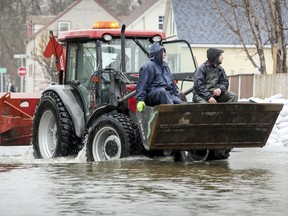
[43,31,65,72]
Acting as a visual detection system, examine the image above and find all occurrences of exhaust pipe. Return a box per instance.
[121,24,126,72]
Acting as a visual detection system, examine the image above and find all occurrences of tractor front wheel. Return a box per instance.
[86,113,134,161]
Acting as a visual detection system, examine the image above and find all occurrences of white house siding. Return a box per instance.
[50,0,118,35]
[127,0,166,30]
[192,46,274,76]
[163,0,177,40]
[26,41,35,92]
[26,30,51,92]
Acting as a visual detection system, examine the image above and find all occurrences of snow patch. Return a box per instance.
[251,94,288,149]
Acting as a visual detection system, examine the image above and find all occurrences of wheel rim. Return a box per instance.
[38,110,58,159]
[181,150,210,162]
[92,126,121,161]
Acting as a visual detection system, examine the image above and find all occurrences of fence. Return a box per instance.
[228,73,288,100]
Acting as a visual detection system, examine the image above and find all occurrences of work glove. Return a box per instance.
[137,101,145,112]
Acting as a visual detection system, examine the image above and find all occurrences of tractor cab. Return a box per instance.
[57,22,196,116]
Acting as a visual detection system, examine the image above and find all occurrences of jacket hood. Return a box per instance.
[207,48,224,63]
[149,42,164,60]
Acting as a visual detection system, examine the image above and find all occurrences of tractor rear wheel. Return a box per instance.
[86,113,134,161]
[32,91,78,159]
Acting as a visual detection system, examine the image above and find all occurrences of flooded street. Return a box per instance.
[1,145,288,216]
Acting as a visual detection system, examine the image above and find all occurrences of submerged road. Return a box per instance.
[0,145,287,216]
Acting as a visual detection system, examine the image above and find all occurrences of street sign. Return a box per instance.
[17,67,27,77]
[14,54,26,59]
[0,68,7,73]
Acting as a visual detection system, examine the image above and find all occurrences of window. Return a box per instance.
[65,38,151,85]
[158,16,164,30]
[58,21,70,32]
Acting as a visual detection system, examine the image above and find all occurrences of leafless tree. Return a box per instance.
[0,0,74,89]
[267,0,287,73]
[214,0,287,74]
[33,32,58,83]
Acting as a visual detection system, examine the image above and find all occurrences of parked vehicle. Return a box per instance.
[6,21,282,162]
[0,92,40,146]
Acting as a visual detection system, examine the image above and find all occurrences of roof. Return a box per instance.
[172,0,242,45]
[171,0,288,45]
[120,0,160,27]
[31,0,119,39]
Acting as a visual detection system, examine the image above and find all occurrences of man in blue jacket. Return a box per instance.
[136,42,182,112]
[192,48,238,103]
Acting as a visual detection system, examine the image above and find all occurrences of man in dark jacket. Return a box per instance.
[136,42,182,112]
[192,48,238,103]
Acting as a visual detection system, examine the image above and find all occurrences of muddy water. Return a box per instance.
[0,145,288,216]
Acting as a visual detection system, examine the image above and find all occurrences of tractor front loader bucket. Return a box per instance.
[136,103,283,151]
[0,92,40,146]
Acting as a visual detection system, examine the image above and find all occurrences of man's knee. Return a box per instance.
[147,87,172,105]
[193,94,208,103]
[228,92,238,102]
[159,90,174,104]
[157,87,167,96]
[218,91,238,102]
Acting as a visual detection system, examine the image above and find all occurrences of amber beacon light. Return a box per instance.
[92,21,119,29]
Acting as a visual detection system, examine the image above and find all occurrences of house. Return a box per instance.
[25,0,119,92]
[120,0,275,76]
[120,0,166,30]
[163,0,276,76]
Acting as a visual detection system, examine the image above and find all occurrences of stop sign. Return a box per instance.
[17,67,27,77]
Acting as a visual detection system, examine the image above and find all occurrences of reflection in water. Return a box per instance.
[0,164,23,172]
[0,147,288,216]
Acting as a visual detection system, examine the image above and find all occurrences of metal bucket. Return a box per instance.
[136,102,283,151]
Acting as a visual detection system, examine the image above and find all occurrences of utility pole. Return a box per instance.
[0,68,7,92]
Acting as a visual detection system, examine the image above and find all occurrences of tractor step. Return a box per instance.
[136,102,283,151]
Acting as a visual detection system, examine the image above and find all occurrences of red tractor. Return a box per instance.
[31,22,283,162]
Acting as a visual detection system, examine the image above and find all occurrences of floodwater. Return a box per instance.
[0,145,288,216]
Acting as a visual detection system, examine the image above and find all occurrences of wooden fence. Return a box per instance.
[228,73,288,100]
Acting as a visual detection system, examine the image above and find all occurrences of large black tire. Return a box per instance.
[32,91,79,159]
[207,149,231,160]
[131,122,146,156]
[86,113,135,161]
[175,149,231,162]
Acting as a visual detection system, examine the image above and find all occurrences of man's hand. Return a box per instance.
[213,88,221,97]
[137,101,146,112]
[208,97,217,104]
